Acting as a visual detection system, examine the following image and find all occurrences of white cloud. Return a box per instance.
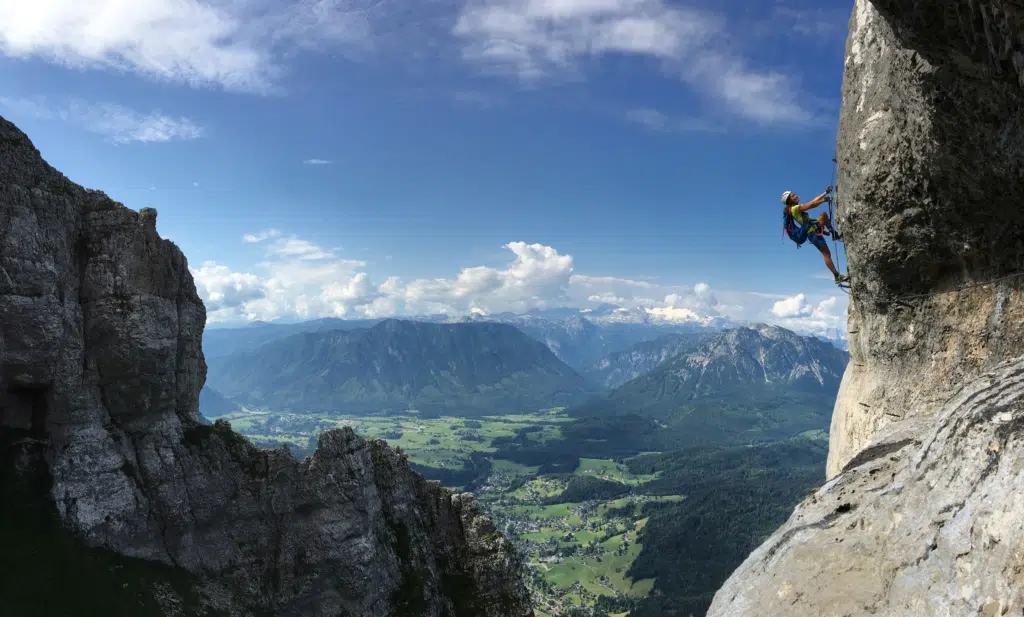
[771,6,848,38]
[680,52,817,126]
[197,231,370,322]
[453,0,822,126]
[772,293,811,318]
[192,261,267,311]
[196,236,580,323]
[771,293,840,322]
[303,158,332,164]
[0,96,204,143]
[625,108,669,130]
[242,229,282,243]
[765,292,846,337]
[453,0,713,79]
[625,107,724,133]
[193,231,848,336]
[0,0,377,93]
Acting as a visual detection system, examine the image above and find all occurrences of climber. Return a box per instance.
[781,187,849,285]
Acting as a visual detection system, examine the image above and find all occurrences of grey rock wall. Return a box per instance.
[830,0,1024,476]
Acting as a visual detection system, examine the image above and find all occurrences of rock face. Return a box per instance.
[0,116,532,617]
[707,1,1024,615]
[711,358,1024,617]
[828,0,1024,477]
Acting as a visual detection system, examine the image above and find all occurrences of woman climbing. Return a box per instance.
[781,187,849,285]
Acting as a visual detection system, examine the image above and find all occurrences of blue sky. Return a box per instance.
[0,0,853,334]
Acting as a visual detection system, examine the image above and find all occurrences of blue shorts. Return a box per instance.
[806,225,827,250]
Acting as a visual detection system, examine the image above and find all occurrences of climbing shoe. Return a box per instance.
[835,273,850,284]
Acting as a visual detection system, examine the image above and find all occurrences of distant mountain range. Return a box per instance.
[571,324,849,447]
[581,332,718,390]
[203,305,743,371]
[203,317,381,360]
[459,312,712,371]
[200,305,848,419]
[203,304,847,366]
[205,319,591,414]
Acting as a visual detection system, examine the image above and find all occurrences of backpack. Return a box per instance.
[782,207,812,247]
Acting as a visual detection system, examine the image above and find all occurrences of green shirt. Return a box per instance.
[790,205,811,226]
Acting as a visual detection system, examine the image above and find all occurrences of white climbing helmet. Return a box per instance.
[781,191,793,205]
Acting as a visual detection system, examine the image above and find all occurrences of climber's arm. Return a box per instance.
[796,197,825,213]
[796,187,833,213]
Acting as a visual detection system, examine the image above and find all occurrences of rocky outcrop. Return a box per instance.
[707,1,1024,615]
[711,357,1024,616]
[0,116,532,617]
[827,0,1024,477]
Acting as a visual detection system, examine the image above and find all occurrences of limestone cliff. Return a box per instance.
[707,1,1024,615]
[828,0,1024,478]
[0,116,533,617]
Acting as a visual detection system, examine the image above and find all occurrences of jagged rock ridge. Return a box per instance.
[707,1,1024,615]
[0,116,532,617]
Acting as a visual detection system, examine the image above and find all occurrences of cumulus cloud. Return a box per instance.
[772,293,812,318]
[192,262,267,311]
[0,96,204,143]
[193,231,848,336]
[194,236,579,323]
[453,0,821,126]
[765,292,845,337]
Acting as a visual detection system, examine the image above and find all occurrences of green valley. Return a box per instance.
[208,406,828,617]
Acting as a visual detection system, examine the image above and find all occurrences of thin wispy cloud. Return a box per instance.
[243,229,283,243]
[0,96,204,144]
[453,90,501,109]
[0,0,382,93]
[0,0,831,130]
[303,158,333,165]
[625,108,724,134]
[452,0,824,127]
[771,6,849,38]
[453,0,715,80]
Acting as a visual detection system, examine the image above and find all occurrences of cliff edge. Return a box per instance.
[0,116,533,617]
[707,1,1024,615]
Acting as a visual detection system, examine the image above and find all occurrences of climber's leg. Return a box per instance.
[817,212,841,239]
[810,232,840,278]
